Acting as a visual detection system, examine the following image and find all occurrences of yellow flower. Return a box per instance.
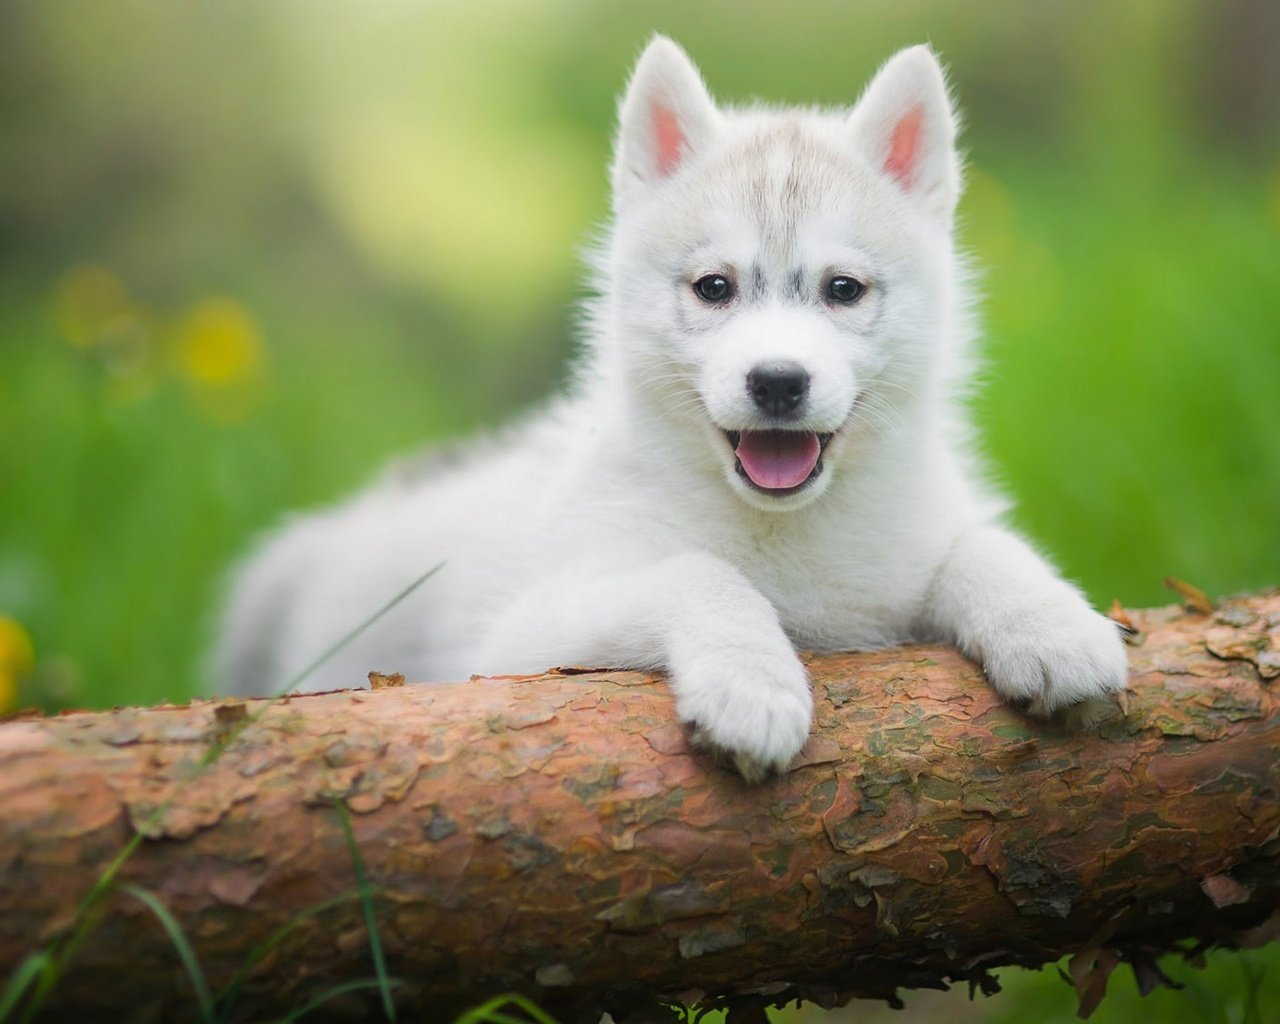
[174,297,267,421]
[177,298,264,386]
[0,616,35,713]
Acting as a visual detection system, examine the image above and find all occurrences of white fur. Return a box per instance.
[214,37,1128,781]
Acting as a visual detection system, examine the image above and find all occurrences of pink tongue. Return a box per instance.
[735,430,820,490]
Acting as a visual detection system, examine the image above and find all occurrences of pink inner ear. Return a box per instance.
[652,102,684,176]
[884,105,924,189]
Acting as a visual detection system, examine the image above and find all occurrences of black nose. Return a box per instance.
[746,361,809,417]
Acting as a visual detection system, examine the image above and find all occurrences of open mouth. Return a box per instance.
[723,429,835,496]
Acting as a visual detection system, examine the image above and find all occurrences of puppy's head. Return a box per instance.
[605,36,964,512]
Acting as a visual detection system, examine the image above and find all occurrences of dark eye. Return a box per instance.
[825,276,866,305]
[693,274,735,304]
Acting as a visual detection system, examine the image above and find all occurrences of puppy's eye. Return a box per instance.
[825,276,866,305]
[693,274,735,304]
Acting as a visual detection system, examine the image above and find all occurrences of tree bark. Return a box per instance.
[1,593,1278,1023]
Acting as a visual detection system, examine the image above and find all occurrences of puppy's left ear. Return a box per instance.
[612,35,721,211]
[849,45,960,226]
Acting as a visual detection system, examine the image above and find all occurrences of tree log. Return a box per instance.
[1,593,1278,1023]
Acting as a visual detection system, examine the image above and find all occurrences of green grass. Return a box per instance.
[971,160,1280,610]
[122,885,217,1024]
[0,281,490,709]
[0,954,51,1024]
[334,801,397,1022]
[451,994,562,1024]
[213,891,366,1019]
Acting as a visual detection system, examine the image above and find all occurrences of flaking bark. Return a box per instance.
[1,593,1278,1022]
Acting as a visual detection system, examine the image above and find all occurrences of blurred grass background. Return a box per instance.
[0,1,1277,1020]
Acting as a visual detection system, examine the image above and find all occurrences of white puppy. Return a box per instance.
[215,37,1128,781]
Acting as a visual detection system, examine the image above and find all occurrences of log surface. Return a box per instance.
[1,594,1279,1021]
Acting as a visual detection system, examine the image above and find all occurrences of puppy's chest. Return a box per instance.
[716,525,927,645]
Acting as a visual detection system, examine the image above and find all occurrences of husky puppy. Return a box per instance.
[216,37,1128,781]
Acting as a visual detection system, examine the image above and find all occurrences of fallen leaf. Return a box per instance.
[1068,911,1124,1018]
[1070,946,1120,1019]
[1129,952,1182,997]
[1107,600,1136,634]
[1162,577,1214,614]
[1108,600,1145,646]
[368,671,405,689]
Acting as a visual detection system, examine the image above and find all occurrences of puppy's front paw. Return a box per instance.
[675,648,813,783]
[978,598,1129,720]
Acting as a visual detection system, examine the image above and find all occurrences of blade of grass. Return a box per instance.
[270,978,403,1024]
[273,562,444,697]
[476,1013,559,1024]
[202,561,444,768]
[215,890,367,1017]
[472,1013,553,1024]
[451,993,562,1024]
[122,885,215,1024]
[334,801,396,1022]
[0,952,51,1023]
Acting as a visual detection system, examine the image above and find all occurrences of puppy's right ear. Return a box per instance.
[612,36,720,211]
